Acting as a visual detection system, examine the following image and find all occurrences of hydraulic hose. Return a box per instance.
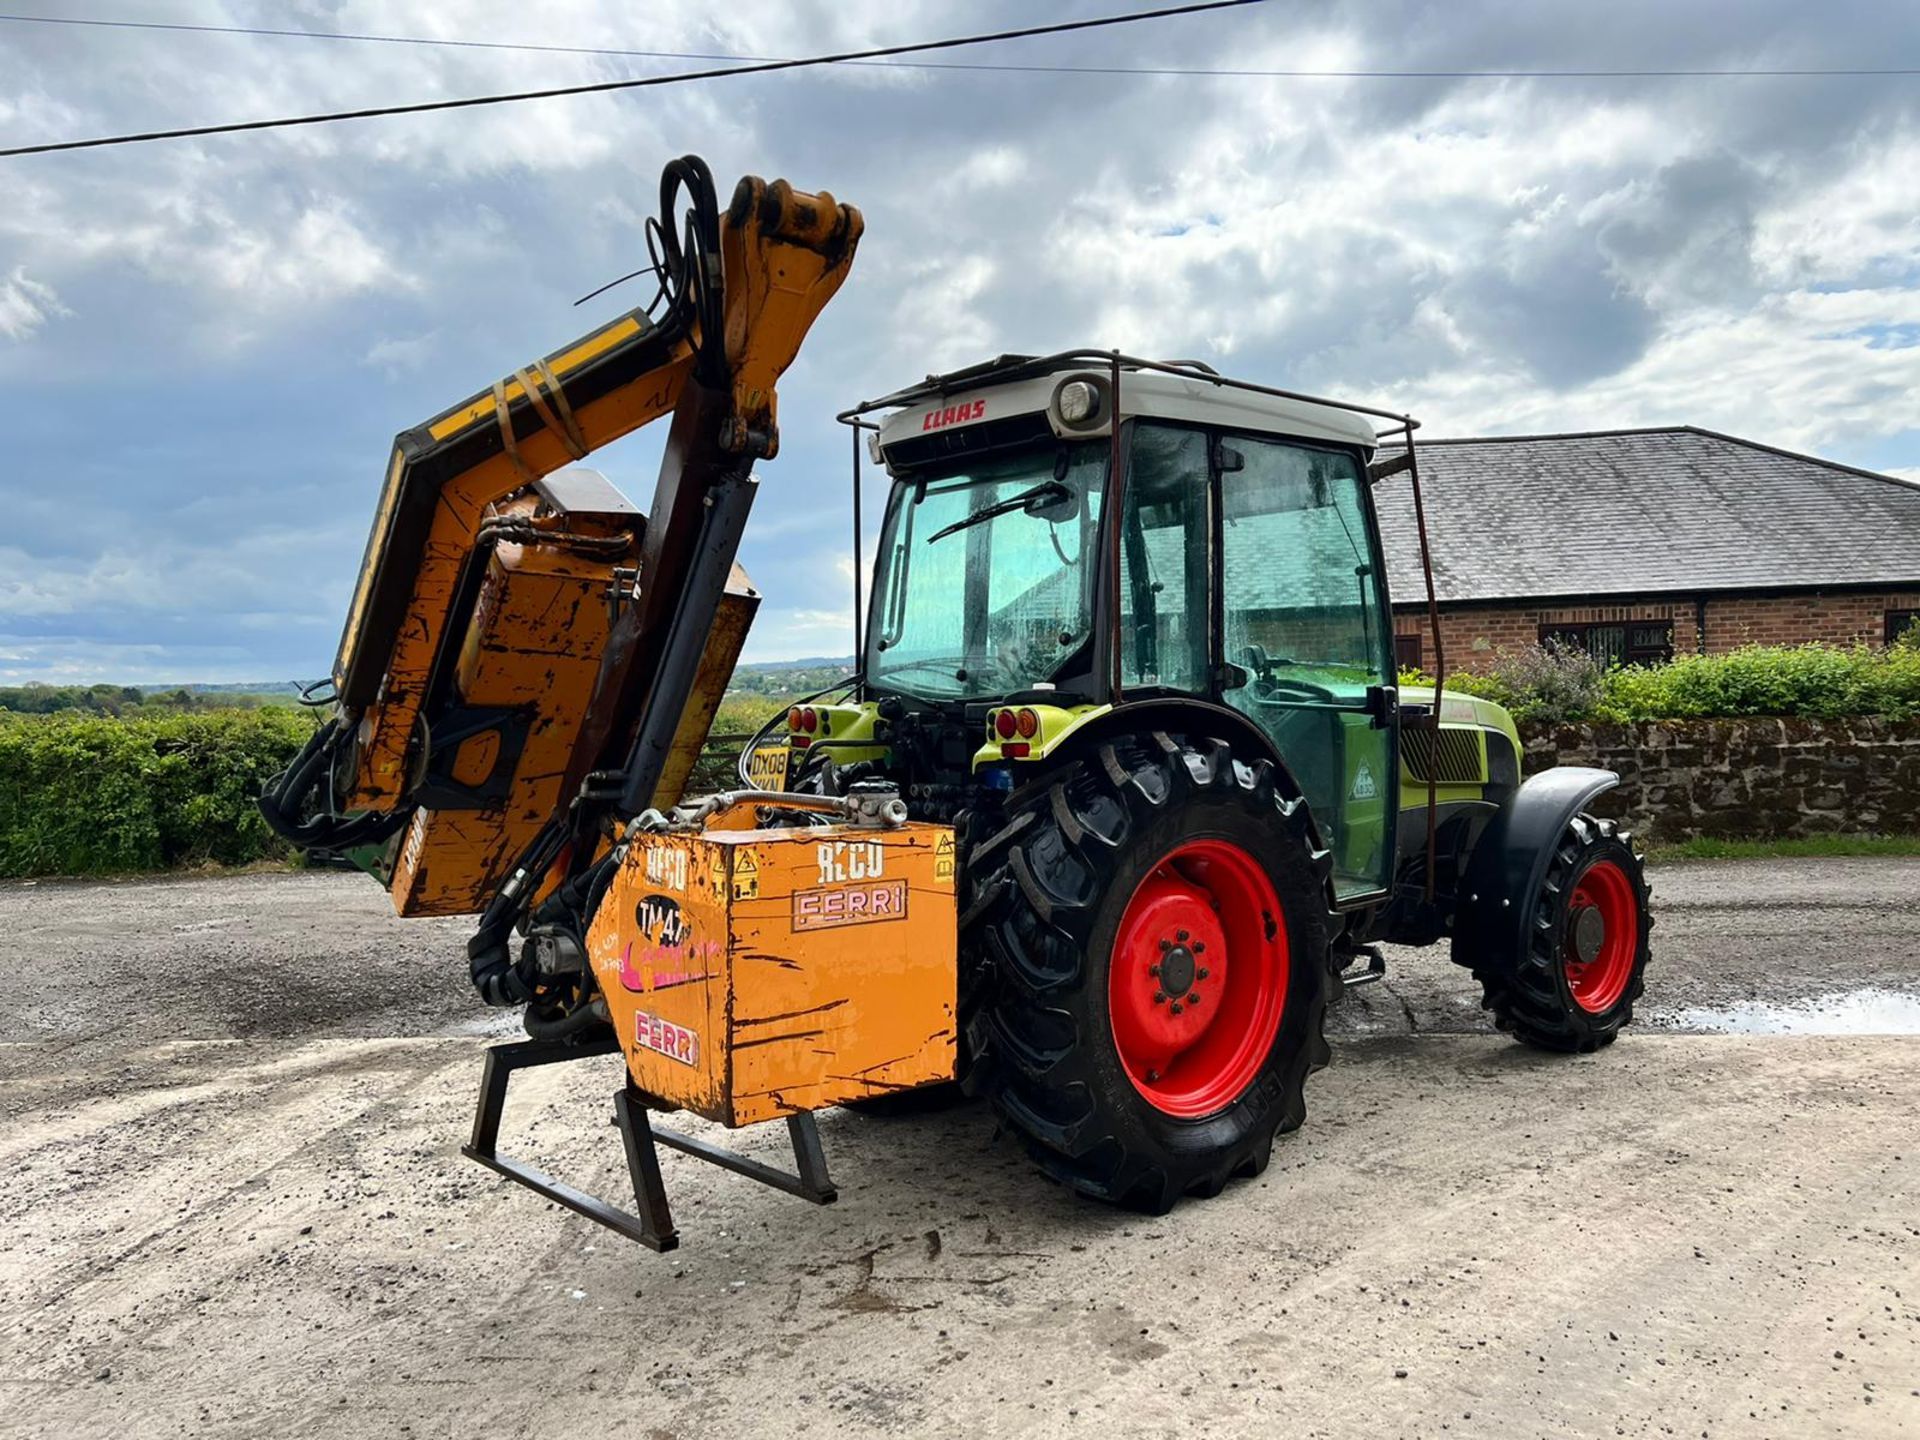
[257,716,410,853]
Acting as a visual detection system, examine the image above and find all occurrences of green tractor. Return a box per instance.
[759,351,1654,1212]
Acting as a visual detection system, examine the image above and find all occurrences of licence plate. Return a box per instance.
[745,743,791,791]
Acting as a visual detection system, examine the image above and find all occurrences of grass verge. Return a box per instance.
[1646,834,1920,862]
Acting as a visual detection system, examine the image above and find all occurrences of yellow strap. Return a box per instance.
[492,363,589,485]
[491,378,538,483]
[515,365,589,465]
[531,358,589,458]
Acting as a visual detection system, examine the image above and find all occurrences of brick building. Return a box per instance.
[1373,427,1920,673]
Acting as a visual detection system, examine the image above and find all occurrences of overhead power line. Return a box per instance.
[0,0,1263,158]
[4,9,1917,81]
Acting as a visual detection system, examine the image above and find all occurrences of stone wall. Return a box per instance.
[1519,717,1920,842]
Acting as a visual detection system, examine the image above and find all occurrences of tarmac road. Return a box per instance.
[1,859,1916,1438]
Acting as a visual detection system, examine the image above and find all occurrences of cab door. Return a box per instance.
[1216,435,1397,901]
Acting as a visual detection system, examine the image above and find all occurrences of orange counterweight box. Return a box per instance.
[584,821,958,1126]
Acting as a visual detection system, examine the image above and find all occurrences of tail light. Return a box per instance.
[1015,708,1039,738]
[800,707,818,732]
[788,707,803,731]
[993,709,1017,739]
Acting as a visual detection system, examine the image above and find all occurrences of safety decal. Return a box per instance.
[707,848,760,901]
[934,832,956,884]
[732,848,760,901]
[1351,761,1377,800]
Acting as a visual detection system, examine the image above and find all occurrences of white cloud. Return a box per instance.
[952,146,1027,190]
[742,605,859,664]
[363,330,440,376]
[0,267,68,341]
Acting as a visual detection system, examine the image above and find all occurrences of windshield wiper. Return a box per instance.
[925,481,1070,545]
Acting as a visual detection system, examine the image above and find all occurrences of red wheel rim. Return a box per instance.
[1564,858,1638,1014]
[1107,838,1289,1118]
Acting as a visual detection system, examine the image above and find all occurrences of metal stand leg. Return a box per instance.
[647,1108,838,1206]
[786,1113,838,1203]
[460,1035,678,1252]
[459,1039,837,1253]
[612,1083,679,1250]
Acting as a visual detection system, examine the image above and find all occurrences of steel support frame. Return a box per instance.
[460,1037,836,1254]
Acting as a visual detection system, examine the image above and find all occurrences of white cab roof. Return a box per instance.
[873,360,1384,464]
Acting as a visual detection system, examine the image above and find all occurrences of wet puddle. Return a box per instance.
[1654,987,1920,1036]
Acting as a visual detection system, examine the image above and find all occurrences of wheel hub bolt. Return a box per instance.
[1159,939,1173,952]
[1177,929,1189,942]
[1170,1002,1183,1015]
[1197,967,1210,981]
[1153,991,1167,1004]
[1188,992,1202,1006]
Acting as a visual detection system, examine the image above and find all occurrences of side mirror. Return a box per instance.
[1220,661,1252,692]
[1026,484,1080,523]
[1212,439,1245,474]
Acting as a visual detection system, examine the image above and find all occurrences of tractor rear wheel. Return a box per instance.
[1466,814,1653,1052]
[960,733,1334,1213]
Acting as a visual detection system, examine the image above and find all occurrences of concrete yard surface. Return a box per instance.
[1,861,1917,1438]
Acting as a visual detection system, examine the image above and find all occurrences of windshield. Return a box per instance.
[866,441,1108,701]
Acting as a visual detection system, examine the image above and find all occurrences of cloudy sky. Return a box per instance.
[3,1,1918,683]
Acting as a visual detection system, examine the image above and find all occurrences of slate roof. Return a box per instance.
[1371,427,1920,606]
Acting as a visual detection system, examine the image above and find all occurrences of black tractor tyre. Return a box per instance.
[959,732,1336,1213]
[1462,814,1653,1053]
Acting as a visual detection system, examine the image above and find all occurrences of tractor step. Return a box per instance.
[460,1036,836,1253]
[1341,946,1388,989]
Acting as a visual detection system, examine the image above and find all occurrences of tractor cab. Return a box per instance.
[849,354,1403,903]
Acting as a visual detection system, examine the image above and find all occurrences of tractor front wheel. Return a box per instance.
[1464,814,1653,1052]
[960,734,1334,1213]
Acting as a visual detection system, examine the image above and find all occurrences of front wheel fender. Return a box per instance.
[1453,766,1619,961]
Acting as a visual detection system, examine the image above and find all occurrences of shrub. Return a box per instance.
[1418,641,1920,726]
[1426,642,1608,725]
[0,707,320,877]
[1601,643,1920,722]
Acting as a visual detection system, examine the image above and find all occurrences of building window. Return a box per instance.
[1394,633,1423,671]
[1889,609,1920,645]
[1540,620,1674,668]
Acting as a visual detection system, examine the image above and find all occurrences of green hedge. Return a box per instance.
[0,703,766,878]
[0,708,320,877]
[1430,642,1920,726]
[8,644,1914,876]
